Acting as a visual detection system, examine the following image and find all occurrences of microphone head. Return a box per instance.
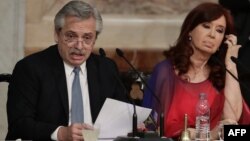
[211,56,224,67]
[116,48,124,57]
[99,48,106,57]
[230,56,237,63]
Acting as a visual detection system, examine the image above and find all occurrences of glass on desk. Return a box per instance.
[218,123,224,141]
[82,124,100,141]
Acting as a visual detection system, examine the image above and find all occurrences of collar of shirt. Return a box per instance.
[64,62,86,77]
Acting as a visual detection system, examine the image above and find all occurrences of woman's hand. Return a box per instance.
[137,123,148,132]
[224,34,241,70]
[223,34,243,122]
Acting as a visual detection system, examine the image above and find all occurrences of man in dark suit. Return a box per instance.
[6,1,127,140]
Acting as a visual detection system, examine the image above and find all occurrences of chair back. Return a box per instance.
[0,74,11,83]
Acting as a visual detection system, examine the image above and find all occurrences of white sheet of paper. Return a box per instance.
[94,98,152,139]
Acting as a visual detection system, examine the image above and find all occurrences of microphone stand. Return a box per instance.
[116,48,165,137]
[132,100,138,137]
[230,56,250,107]
[160,113,164,137]
[212,55,250,115]
[212,56,250,94]
[231,56,250,76]
[211,56,239,80]
[99,48,138,138]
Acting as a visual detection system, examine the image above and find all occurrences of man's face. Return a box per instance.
[55,16,96,67]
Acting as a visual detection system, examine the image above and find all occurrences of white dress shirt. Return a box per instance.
[51,62,92,140]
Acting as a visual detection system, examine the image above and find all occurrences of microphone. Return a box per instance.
[231,56,250,75]
[99,48,138,137]
[99,48,106,57]
[230,56,237,63]
[230,56,250,94]
[212,55,250,96]
[116,48,165,137]
[211,56,239,81]
[0,73,11,82]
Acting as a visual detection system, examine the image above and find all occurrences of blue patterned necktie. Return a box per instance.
[71,67,84,123]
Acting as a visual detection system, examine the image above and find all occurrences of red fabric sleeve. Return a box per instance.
[238,99,250,124]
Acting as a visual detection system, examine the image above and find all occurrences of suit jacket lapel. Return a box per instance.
[87,54,101,123]
[50,46,69,120]
[54,66,69,120]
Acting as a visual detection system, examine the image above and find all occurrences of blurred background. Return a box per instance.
[0,0,218,139]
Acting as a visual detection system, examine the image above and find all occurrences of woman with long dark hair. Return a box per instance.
[143,2,250,140]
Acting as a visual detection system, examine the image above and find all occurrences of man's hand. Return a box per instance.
[57,123,93,141]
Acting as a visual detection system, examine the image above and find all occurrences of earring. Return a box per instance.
[188,36,192,41]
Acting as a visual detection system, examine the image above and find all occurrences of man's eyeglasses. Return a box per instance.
[62,32,95,46]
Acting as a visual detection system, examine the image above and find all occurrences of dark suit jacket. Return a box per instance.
[219,0,250,45]
[238,42,250,107]
[220,0,250,107]
[6,45,128,140]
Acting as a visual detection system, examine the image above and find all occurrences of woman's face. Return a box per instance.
[189,15,226,56]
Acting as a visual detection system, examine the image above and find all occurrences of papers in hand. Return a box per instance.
[94,98,152,139]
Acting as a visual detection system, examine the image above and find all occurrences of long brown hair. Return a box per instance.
[164,2,235,90]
